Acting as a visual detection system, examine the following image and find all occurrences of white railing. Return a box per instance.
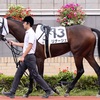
[0,9,100,15]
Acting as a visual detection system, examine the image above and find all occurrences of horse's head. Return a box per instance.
[0,17,12,41]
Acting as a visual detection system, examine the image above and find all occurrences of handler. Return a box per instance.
[2,16,53,98]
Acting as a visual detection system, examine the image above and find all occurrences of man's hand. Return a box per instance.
[8,40,15,45]
[19,56,25,62]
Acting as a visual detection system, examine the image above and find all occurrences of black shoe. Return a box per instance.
[42,90,54,98]
[2,91,15,98]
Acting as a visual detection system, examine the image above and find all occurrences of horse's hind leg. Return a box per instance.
[65,56,84,96]
[85,55,100,96]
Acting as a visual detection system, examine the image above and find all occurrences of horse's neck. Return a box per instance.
[32,24,38,32]
[8,19,25,42]
[8,19,39,42]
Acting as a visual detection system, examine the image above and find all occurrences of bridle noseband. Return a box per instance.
[0,18,4,34]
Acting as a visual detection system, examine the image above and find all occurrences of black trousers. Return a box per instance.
[10,54,51,93]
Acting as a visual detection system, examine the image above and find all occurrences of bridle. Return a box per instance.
[0,17,9,41]
[0,18,4,40]
[0,18,4,33]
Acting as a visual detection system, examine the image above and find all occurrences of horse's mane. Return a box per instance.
[6,16,13,20]
[6,16,23,25]
[6,16,42,31]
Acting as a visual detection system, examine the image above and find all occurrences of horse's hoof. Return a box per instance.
[96,94,100,97]
[64,93,69,97]
[23,94,29,98]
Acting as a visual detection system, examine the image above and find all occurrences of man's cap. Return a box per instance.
[22,16,34,26]
[23,16,33,23]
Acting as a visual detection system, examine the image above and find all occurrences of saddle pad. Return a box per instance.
[36,25,68,45]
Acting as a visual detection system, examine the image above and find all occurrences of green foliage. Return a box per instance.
[0,75,29,93]
[0,72,98,96]
[58,71,73,82]
[76,75,98,90]
[43,71,73,88]
[0,75,14,91]
[44,75,59,87]
[71,88,97,96]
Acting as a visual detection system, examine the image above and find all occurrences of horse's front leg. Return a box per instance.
[65,56,84,96]
[36,58,60,95]
[36,58,45,77]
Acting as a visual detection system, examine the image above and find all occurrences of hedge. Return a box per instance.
[0,71,98,93]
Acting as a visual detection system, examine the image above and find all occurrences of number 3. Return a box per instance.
[57,29,64,38]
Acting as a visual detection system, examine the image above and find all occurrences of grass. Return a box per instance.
[0,82,98,96]
[14,86,98,96]
[70,89,97,96]
[55,86,98,96]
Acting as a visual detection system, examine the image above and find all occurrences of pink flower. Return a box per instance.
[74,12,77,16]
[57,18,61,22]
[63,17,66,21]
[57,3,85,26]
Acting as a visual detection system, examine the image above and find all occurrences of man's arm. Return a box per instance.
[10,41,24,47]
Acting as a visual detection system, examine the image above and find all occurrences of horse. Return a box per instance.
[0,17,100,97]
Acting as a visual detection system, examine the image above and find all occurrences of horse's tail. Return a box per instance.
[91,28,100,58]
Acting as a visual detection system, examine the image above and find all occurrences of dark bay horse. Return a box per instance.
[0,17,100,97]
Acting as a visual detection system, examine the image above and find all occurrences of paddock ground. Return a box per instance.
[0,96,100,100]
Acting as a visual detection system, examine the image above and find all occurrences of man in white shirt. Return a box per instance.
[2,16,53,98]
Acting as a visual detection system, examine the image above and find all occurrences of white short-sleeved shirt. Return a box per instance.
[23,28,36,54]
